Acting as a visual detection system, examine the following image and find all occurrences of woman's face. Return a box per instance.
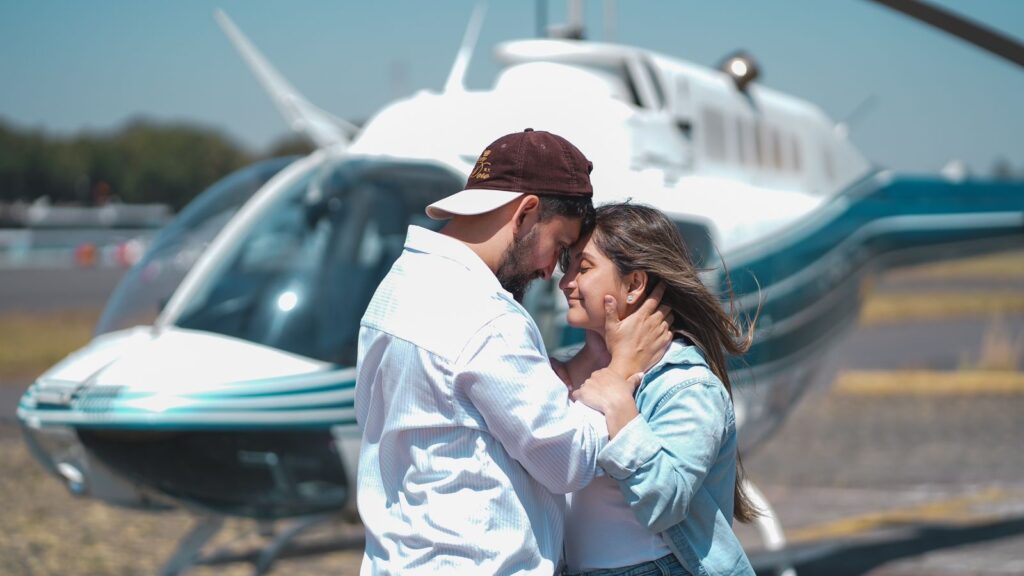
[558,233,630,334]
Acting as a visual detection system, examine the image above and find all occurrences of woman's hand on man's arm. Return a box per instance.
[572,368,641,438]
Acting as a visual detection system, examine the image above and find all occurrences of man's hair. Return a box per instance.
[537,195,596,236]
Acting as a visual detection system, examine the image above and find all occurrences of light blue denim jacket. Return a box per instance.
[597,340,754,576]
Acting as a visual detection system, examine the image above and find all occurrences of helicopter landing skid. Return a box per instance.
[160,513,357,576]
[161,515,225,576]
[743,479,797,576]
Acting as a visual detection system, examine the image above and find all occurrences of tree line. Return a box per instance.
[2,117,1018,213]
[0,118,313,211]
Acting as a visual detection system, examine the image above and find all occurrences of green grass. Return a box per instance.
[0,310,100,381]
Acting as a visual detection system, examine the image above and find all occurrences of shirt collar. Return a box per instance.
[404,225,506,294]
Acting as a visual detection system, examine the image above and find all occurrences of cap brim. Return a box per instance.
[425,189,525,220]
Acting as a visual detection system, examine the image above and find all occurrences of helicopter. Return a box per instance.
[16,1,1024,574]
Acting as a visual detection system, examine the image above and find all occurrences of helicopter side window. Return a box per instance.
[770,127,785,172]
[95,157,296,336]
[674,219,714,268]
[173,160,462,366]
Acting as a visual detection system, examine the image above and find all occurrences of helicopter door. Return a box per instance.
[625,56,691,181]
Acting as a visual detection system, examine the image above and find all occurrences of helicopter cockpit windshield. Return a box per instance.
[170,158,463,366]
[95,157,298,337]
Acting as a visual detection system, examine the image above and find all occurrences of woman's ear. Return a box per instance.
[625,270,648,304]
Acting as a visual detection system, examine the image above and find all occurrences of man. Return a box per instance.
[355,129,671,574]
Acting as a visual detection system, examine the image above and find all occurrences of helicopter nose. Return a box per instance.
[20,419,92,496]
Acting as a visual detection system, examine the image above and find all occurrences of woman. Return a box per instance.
[554,203,758,576]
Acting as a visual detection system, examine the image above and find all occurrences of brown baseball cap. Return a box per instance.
[426,128,594,220]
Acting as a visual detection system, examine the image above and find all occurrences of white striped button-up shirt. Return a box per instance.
[356,225,608,575]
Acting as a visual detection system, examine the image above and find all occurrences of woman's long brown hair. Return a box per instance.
[592,203,760,523]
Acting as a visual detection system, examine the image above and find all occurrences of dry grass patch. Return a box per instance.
[0,430,365,575]
[0,310,100,381]
[834,370,1024,396]
[886,249,1024,281]
[860,292,1024,325]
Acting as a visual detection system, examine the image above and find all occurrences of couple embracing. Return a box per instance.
[355,129,758,576]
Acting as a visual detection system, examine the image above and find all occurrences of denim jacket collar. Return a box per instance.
[639,338,709,392]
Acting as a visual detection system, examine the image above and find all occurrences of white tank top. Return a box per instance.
[564,474,671,571]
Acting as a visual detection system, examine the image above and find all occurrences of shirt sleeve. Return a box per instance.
[597,369,729,533]
[455,313,609,494]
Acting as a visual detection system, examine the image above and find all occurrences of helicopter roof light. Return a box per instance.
[719,51,760,92]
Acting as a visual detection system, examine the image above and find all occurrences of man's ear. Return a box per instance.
[512,195,541,238]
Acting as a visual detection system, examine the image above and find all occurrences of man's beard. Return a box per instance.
[496,227,540,303]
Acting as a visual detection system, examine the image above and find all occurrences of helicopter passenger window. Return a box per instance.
[771,128,784,171]
[641,59,665,110]
[735,118,747,166]
[701,107,727,161]
[791,136,802,172]
[754,122,767,168]
[621,64,644,108]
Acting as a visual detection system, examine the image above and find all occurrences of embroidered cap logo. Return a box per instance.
[471,149,492,180]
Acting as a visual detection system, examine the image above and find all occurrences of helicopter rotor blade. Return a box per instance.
[866,0,1024,69]
[444,1,488,94]
[214,9,357,149]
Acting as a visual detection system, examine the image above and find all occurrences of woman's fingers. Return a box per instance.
[603,295,619,329]
[638,282,666,314]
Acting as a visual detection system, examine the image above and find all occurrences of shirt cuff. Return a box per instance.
[598,415,660,480]
[574,401,610,446]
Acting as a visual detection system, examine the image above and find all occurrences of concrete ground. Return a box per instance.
[737,271,1024,576]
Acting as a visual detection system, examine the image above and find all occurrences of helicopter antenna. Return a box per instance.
[214,9,357,149]
[444,1,488,94]
[547,0,585,39]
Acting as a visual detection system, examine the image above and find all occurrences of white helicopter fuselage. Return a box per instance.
[17,33,1023,524]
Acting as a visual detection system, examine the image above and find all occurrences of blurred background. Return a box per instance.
[1,1,1022,574]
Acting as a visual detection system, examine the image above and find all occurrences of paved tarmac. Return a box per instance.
[0,268,126,313]
[736,270,1024,575]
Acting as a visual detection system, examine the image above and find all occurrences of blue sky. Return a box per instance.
[1,0,1022,174]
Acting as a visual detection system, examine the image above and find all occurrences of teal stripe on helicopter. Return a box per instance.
[724,172,1023,369]
[725,171,1023,296]
[21,410,359,431]
[556,172,1023,371]
[17,370,359,430]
